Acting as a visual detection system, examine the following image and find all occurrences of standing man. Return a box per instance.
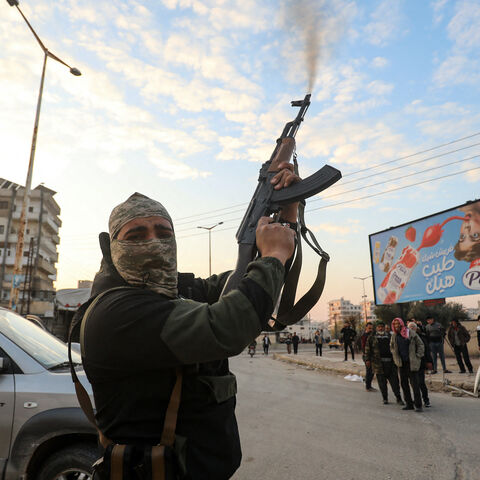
[292,331,300,355]
[365,322,403,405]
[447,319,473,374]
[361,322,376,392]
[262,334,271,355]
[409,320,433,407]
[314,329,324,356]
[81,180,298,478]
[340,322,356,361]
[390,318,424,412]
[285,334,293,354]
[425,316,451,374]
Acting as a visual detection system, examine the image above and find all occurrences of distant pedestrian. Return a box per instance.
[340,322,356,361]
[385,324,392,335]
[285,334,292,354]
[409,320,432,407]
[361,322,376,392]
[447,319,473,374]
[262,334,271,355]
[292,332,300,355]
[390,318,424,412]
[425,317,451,374]
[314,329,324,356]
[365,322,403,405]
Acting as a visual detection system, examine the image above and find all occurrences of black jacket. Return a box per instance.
[81,237,285,480]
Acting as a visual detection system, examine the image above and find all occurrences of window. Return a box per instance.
[0,201,8,210]
[28,206,34,213]
[26,229,30,234]
[0,225,4,234]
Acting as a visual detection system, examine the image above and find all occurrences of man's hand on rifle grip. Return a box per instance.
[270,161,300,223]
[256,216,296,266]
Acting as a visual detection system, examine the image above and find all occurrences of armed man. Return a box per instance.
[78,163,299,479]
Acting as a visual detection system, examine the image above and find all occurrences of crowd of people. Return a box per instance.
[355,316,478,412]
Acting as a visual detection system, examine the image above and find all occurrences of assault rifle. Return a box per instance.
[222,94,342,328]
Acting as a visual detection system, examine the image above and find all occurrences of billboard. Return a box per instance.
[369,199,480,305]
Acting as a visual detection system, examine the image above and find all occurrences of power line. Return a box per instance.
[172,133,480,225]
[308,165,480,213]
[176,165,480,238]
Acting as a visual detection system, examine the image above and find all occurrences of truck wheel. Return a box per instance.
[36,443,97,480]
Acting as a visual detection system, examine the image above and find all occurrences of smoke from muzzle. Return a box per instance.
[286,0,323,93]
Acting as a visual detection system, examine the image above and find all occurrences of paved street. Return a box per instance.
[231,352,480,480]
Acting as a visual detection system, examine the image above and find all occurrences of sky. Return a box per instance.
[1,0,480,322]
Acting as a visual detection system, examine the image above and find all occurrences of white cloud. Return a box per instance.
[364,1,404,46]
[371,56,388,68]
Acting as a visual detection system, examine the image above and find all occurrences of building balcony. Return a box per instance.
[36,257,56,276]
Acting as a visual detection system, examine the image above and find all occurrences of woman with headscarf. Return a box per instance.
[390,318,425,412]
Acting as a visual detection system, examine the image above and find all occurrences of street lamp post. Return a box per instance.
[354,275,372,324]
[197,222,223,277]
[7,0,81,310]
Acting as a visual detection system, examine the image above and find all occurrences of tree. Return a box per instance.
[374,301,469,329]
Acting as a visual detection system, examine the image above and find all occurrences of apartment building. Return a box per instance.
[0,178,61,318]
[328,297,362,337]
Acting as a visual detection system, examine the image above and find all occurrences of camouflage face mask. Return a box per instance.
[110,236,178,298]
[108,192,178,298]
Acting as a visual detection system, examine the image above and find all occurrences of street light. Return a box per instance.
[354,275,372,324]
[197,222,223,277]
[7,0,82,310]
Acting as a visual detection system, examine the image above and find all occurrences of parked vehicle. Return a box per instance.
[0,307,97,480]
[328,338,342,349]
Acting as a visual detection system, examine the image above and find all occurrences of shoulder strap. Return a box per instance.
[270,156,329,330]
[69,286,132,448]
[68,286,184,457]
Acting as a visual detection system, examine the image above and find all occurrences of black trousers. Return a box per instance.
[453,344,473,372]
[399,361,422,408]
[376,361,401,401]
[315,343,322,356]
[364,363,374,389]
[293,343,299,354]
[263,344,269,355]
[344,343,354,360]
[418,368,429,404]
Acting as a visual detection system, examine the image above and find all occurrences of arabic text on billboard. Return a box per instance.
[369,200,480,305]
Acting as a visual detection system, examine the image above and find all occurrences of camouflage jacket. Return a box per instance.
[364,333,393,374]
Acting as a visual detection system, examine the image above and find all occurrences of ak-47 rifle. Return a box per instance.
[222,94,342,328]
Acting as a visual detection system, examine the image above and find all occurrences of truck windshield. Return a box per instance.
[0,308,81,369]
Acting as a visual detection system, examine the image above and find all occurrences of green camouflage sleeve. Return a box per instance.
[161,257,284,364]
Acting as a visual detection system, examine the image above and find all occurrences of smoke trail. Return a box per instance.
[286,0,324,93]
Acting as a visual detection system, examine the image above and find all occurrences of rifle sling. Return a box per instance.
[274,184,329,328]
[68,287,183,475]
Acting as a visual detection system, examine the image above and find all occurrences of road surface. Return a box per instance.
[231,353,479,480]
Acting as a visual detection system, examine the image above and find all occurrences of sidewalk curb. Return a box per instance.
[271,353,477,397]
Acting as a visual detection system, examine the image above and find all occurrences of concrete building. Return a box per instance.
[328,297,362,338]
[0,178,61,318]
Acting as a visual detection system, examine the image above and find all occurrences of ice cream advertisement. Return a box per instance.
[369,200,480,305]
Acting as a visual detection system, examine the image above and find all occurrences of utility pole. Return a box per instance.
[354,275,372,323]
[197,222,223,276]
[6,0,81,310]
